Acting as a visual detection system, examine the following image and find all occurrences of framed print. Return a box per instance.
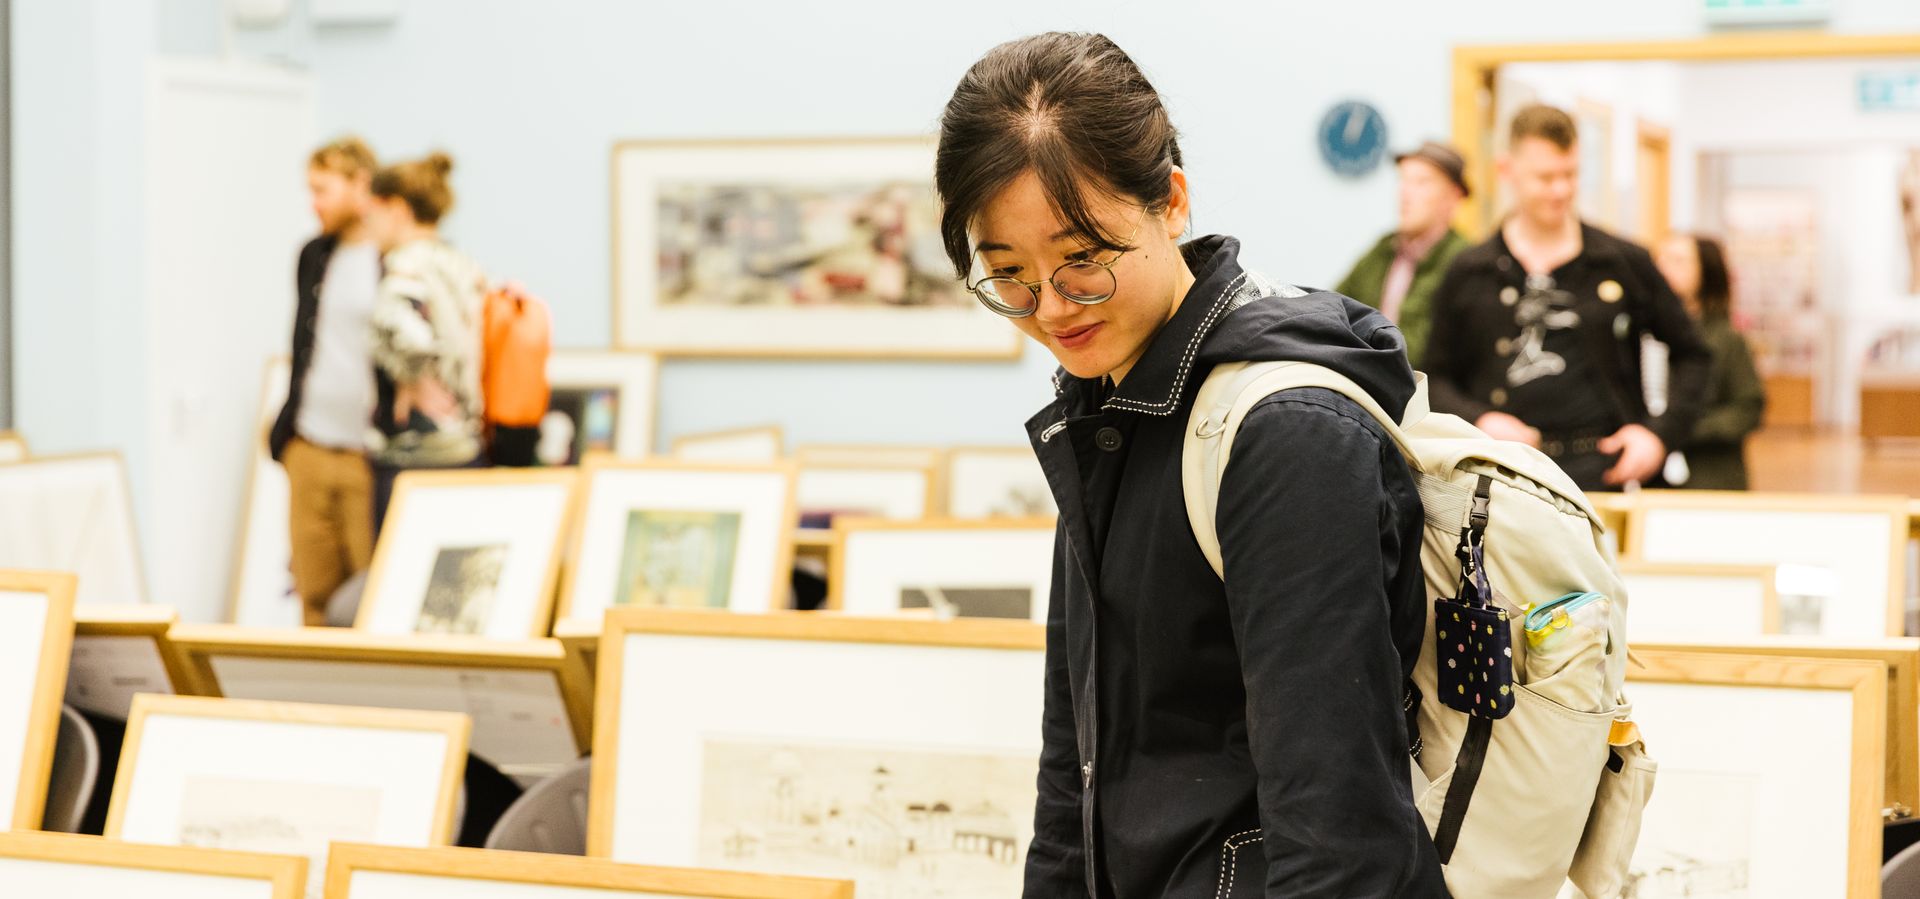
[358,470,576,640]
[230,357,300,628]
[0,453,147,604]
[796,462,936,531]
[1625,649,1885,897]
[830,519,1055,623]
[1634,637,1920,817]
[557,460,797,630]
[1618,561,1780,641]
[324,843,853,899]
[107,694,469,899]
[793,445,944,470]
[0,831,305,899]
[166,624,591,786]
[588,609,1045,898]
[541,351,661,466]
[1627,491,1910,638]
[67,604,192,720]
[612,136,1020,359]
[0,569,77,829]
[0,430,28,464]
[944,446,1057,520]
[672,426,785,464]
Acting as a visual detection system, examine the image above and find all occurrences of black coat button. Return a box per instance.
[1095,427,1124,452]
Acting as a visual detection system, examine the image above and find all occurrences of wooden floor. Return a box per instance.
[1747,429,1920,497]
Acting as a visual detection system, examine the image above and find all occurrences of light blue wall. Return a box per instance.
[23,0,1920,462]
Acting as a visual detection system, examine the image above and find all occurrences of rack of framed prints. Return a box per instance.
[165,624,591,786]
[323,843,853,899]
[0,831,306,899]
[67,604,192,720]
[0,569,76,830]
[588,609,1045,896]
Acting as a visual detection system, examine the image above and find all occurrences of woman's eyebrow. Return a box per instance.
[975,227,1097,254]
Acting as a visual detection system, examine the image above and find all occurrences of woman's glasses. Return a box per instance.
[966,215,1144,318]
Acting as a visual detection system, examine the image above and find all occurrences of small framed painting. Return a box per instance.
[357,469,577,640]
[0,454,147,604]
[1624,649,1885,897]
[830,518,1055,623]
[167,623,593,786]
[611,136,1021,359]
[323,843,853,899]
[795,461,936,531]
[1627,491,1909,638]
[0,569,77,829]
[557,460,797,630]
[67,604,192,720]
[671,426,786,464]
[0,831,306,899]
[943,446,1056,520]
[1619,561,1780,641]
[540,351,661,466]
[106,694,470,899]
[230,357,300,628]
[588,609,1045,898]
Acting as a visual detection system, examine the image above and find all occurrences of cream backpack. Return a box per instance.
[1183,359,1657,898]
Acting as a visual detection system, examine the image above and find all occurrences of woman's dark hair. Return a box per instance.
[935,33,1182,278]
[371,151,455,225]
[1692,234,1732,318]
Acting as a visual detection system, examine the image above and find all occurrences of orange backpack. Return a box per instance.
[481,283,553,428]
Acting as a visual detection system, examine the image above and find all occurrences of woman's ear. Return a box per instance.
[1164,166,1192,239]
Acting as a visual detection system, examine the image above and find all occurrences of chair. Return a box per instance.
[40,705,99,833]
[1889,837,1920,896]
[484,756,592,855]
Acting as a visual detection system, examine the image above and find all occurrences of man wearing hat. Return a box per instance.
[1335,140,1473,369]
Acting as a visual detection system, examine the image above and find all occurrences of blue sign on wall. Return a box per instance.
[1860,72,1920,113]
[1317,101,1389,179]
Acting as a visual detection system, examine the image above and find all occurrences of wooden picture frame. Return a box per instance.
[228,356,299,628]
[0,831,306,898]
[165,624,591,785]
[1618,561,1780,640]
[358,469,577,640]
[106,695,469,886]
[1583,490,1633,559]
[1625,491,1910,638]
[611,136,1021,360]
[1634,637,1920,817]
[543,351,662,466]
[588,608,1045,896]
[0,453,148,605]
[795,460,937,532]
[323,843,853,899]
[68,604,193,720]
[829,518,1055,623]
[943,446,1056,520]
[0,569,77,830]
[0,430,28,464]
[557,459,798,629]
[1626,649,1885,896]
[671,425,786,464]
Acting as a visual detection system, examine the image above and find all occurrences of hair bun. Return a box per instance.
[427,151,454,175]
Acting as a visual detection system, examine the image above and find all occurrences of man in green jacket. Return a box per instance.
[1336,141,1472,369]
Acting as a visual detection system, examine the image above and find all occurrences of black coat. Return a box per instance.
[1023,237,1448,898]
[268,234,339,462]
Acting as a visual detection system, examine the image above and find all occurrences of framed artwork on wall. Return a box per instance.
[611,136,1020,359]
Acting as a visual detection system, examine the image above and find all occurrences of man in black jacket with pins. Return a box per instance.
[1424,105,1710,492]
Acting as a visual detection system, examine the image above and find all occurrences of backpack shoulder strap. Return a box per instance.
[1182,360,1427,578]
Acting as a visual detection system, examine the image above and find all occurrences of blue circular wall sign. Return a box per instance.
[1318,100,1389,178]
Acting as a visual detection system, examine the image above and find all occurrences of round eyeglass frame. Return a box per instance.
[965,215,1147,318]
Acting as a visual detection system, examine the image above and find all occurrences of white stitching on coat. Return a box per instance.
[1104,272,1249,416]
[1215,829,1264,899]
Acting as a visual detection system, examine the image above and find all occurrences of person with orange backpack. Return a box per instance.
[480,281,553,467]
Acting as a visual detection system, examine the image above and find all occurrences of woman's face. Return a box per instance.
[970,169,1192,383]
[1654,234,1702,314]
[362,195,412,251]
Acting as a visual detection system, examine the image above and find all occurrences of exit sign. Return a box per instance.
[1705,0,1832,25]
[1861,72,1920,112]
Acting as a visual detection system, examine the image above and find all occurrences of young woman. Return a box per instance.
[362,152,489,531]
[1654,233,1765,490]
[935,33,1446,898]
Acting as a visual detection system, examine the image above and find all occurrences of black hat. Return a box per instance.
[1394,141,1471,198]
